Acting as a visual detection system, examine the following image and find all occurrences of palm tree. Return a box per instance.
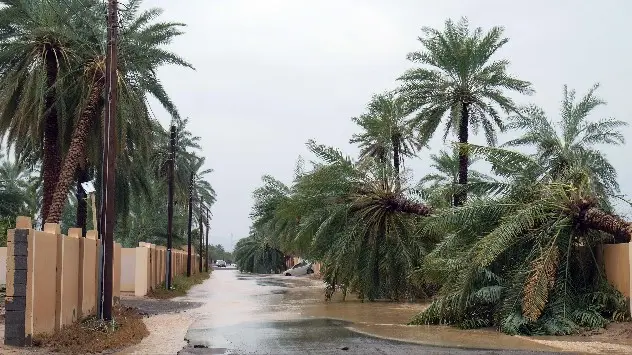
[234,232,286,274]
[411,144,631,335]
[350,92,419,186]
[398,17,533,205]
[503,84,626,206]
[250,140,433,300]
[0,0,92,221]
[418,147,490,206]
[46,0,193,223]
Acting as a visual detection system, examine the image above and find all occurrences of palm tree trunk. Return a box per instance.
[370,222,385,301]
[386,195,432,216]
[46,78,104,223]
[76,164,89,236]
[455,102,469,206]
[580,207,632,243]
[392,134,401,189]
[42,46,61,223]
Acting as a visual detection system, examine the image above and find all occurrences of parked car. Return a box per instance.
[216,260,227,267]
[283,261,313,276]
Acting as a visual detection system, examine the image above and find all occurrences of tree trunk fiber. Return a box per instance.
[386,196,432,216]
[42,46,61,223]
[46,78,104,223]
[581,207,632,243]
[455,102,469,207]
[76,165,89,236]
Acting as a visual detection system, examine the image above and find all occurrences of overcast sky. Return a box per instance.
[143,0,632,251]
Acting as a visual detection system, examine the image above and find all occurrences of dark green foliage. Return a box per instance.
[410,145,630,335]
[234,233,286,274]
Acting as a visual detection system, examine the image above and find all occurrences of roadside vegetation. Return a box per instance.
[34,305,149,354]
[148,271,211,299]
[0,0,216,248]
[235,18,632,335]
[0,0,215,350]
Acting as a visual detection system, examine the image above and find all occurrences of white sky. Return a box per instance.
[142,0,632,251]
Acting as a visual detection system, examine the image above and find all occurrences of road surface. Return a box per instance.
[176,270,564,355]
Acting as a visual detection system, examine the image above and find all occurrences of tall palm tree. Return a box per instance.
[503,84,626,206]
[0,0,91,221]
[350,92,419,186]
[398,17,533,205]
[46,0,193,223]
[418,147,490,206]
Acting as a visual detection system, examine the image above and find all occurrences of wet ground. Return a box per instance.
[174,269,567,355]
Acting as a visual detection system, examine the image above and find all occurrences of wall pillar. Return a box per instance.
[4,217,31,346]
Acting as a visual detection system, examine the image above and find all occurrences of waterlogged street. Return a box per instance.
[155,269,564,355]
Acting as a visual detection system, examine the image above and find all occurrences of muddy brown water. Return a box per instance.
[174,269,571,354]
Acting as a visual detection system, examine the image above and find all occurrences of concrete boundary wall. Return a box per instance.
[3,216,203,346]
[132,242,202,297]
[603,243,632,303]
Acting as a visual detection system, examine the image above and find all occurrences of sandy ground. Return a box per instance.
[119,313,194,355]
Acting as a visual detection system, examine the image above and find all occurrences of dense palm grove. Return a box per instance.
[0,1,215,248]
[236,18,632,335]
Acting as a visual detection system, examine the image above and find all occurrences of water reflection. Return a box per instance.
[179,270,562,352]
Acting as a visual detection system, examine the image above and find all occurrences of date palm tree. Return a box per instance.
[350,92,420,186]
[413,144,632,335]
[417,147,490,207]
[0,0,92,221]
[503,84,626,206]
[46,0,193,223]
[398,17,533,205]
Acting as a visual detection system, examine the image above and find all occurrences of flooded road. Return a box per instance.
[175,269,565,355]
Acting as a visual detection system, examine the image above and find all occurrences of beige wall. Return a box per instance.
[113,242,121,302]
[28,226,59,337]
[3,218,204,343]
[0,246,6,285]
[604,243,631,298]
[79,231,98,318]
[56,228,80,330]
[121,248,136,292]
[134,245,150,297]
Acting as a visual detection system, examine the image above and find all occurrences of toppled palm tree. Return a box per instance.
[411,145,631,335]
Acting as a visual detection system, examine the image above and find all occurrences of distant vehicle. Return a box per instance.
[216,260,227,267]
[283,261,313,276]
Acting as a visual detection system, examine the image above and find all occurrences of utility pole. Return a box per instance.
[205,208,210,272]
[166,125,176,289]
[199,197,203,273]
[186,172,194,277]
[100,0,119,321]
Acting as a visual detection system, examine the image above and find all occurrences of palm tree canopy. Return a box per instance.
[398,17,533,146]
[504,84,626,203]
[350,92,420,164]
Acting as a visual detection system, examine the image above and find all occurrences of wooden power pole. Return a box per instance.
[205,208,210,272]
[186,172,194,277]
[166,125,176,289]
[199,197,203,273]
[100,0,119,321]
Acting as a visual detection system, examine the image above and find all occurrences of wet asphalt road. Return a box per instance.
[177,269,565,355]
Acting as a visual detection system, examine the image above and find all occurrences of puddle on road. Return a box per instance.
[181,271,629,353]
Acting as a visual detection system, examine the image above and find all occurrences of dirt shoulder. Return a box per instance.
[116,295,203,355]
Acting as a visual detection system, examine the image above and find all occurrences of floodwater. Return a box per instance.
[175,269,570,354]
